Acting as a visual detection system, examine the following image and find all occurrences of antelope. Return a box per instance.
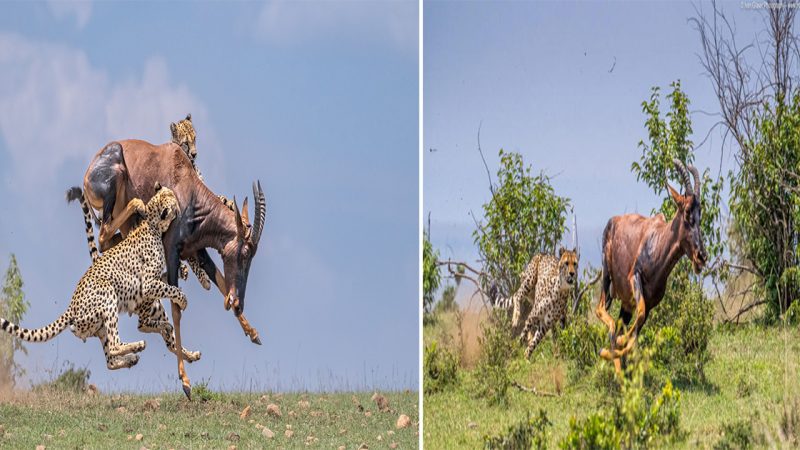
[596,159,707,373]
[69,139,266,398]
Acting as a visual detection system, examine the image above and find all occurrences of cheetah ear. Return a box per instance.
[170,122,177,136]
[185,113,191,122]
[154,181,162,192]
[160,207,169,221]
[559,246,566,257]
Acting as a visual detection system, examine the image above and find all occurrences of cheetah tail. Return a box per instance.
[66,187,100,263]
[0,311,69,343]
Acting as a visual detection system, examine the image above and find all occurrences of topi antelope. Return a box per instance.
[596,159,707,373]
[69,139,266,398]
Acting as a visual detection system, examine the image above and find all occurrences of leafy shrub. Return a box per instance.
[484,410,551,450]
[37,362,90,393]
[562,349,683,449]
[714,419,761,450]
[556,316,606,372]
[424,341,460,394]
[561,414,619,450]
[193,379,221,402]
[784,300,800,326]
[473,149,570,300]
[639,271,714,384]
[434,285,458,314]
[473,311,519,406]
[423,231,441,314]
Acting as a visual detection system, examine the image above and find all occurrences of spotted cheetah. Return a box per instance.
[493,247,578,358]
[0,185,200,370]
[170,114,234,211]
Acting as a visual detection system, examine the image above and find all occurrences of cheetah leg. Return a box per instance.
[97,328,141,370]
[186,257,211,290]
[101,308,146,358]
[141,279,188,311]
[137,302,201,362]
[98,198,145,251]
[523,315,547,359]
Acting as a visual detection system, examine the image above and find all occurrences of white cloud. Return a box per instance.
[254,0,417,53]
[0,32,222,191]
[47,0,92,29]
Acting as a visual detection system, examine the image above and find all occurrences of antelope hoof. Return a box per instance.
[182,384,192,400]
[251,334,262,345]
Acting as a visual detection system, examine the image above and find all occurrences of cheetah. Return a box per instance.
[170,113,234,211]
[493,247,578,358]
[0,185,200,370]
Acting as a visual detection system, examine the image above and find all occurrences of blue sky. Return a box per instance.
[0,1,418,392]
[424,1,763,305]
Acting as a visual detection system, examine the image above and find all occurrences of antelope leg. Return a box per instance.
[195,249,263,345]
[609,292,647,359]
[596,286,618,362]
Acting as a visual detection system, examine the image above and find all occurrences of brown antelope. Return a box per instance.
[596,159,707,373]
[70,139,266,398]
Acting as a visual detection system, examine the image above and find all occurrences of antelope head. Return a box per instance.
[222,180,267,316]
[667,159,707,274]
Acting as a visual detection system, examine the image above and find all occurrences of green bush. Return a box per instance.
[556,316,606,372]
[193,379,221,402]
[473,311,519,406]
[562,349,683,449]
[713,419,761,450]
[561,414,619,450]
[37,362,90,393]
[639,270,714,384]
[423,341,460,394]
[423,231,441,314]
[434,285,458,315]
[484,410,551,450]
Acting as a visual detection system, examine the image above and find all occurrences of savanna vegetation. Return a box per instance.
[424,4,800,448]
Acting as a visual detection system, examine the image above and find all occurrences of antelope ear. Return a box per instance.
[667,183,684,206]
[154,181,162,192]
[170,122,177,136]
[241,196,250,225]
[185,113,192,122]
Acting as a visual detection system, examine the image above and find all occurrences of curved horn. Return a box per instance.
[688,165,701,198]
[252,180,266,246]
[672,158,693,196]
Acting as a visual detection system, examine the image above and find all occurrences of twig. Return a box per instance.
[511,380,559,397]
[572,272,602,315]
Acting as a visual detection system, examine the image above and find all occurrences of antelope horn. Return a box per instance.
[688,165,701,198]
[672,158,693,196]
[252,180,266,246]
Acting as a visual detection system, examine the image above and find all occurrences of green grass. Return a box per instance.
[424,312,800,449]
[0,389,418,449]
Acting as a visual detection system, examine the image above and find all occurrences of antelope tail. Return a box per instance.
[66,187,100,263]
[0,311,70,343]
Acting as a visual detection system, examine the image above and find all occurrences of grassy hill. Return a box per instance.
[424,309,800,448]
[0,388,418,449]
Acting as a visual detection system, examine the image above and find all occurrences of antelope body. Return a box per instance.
[596,159,707,373]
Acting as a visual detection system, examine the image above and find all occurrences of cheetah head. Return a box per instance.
[558,247,578,289]
[170,113,197,162]
[147,183,179,233]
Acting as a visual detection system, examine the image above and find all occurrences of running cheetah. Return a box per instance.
[0,185,200,370]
